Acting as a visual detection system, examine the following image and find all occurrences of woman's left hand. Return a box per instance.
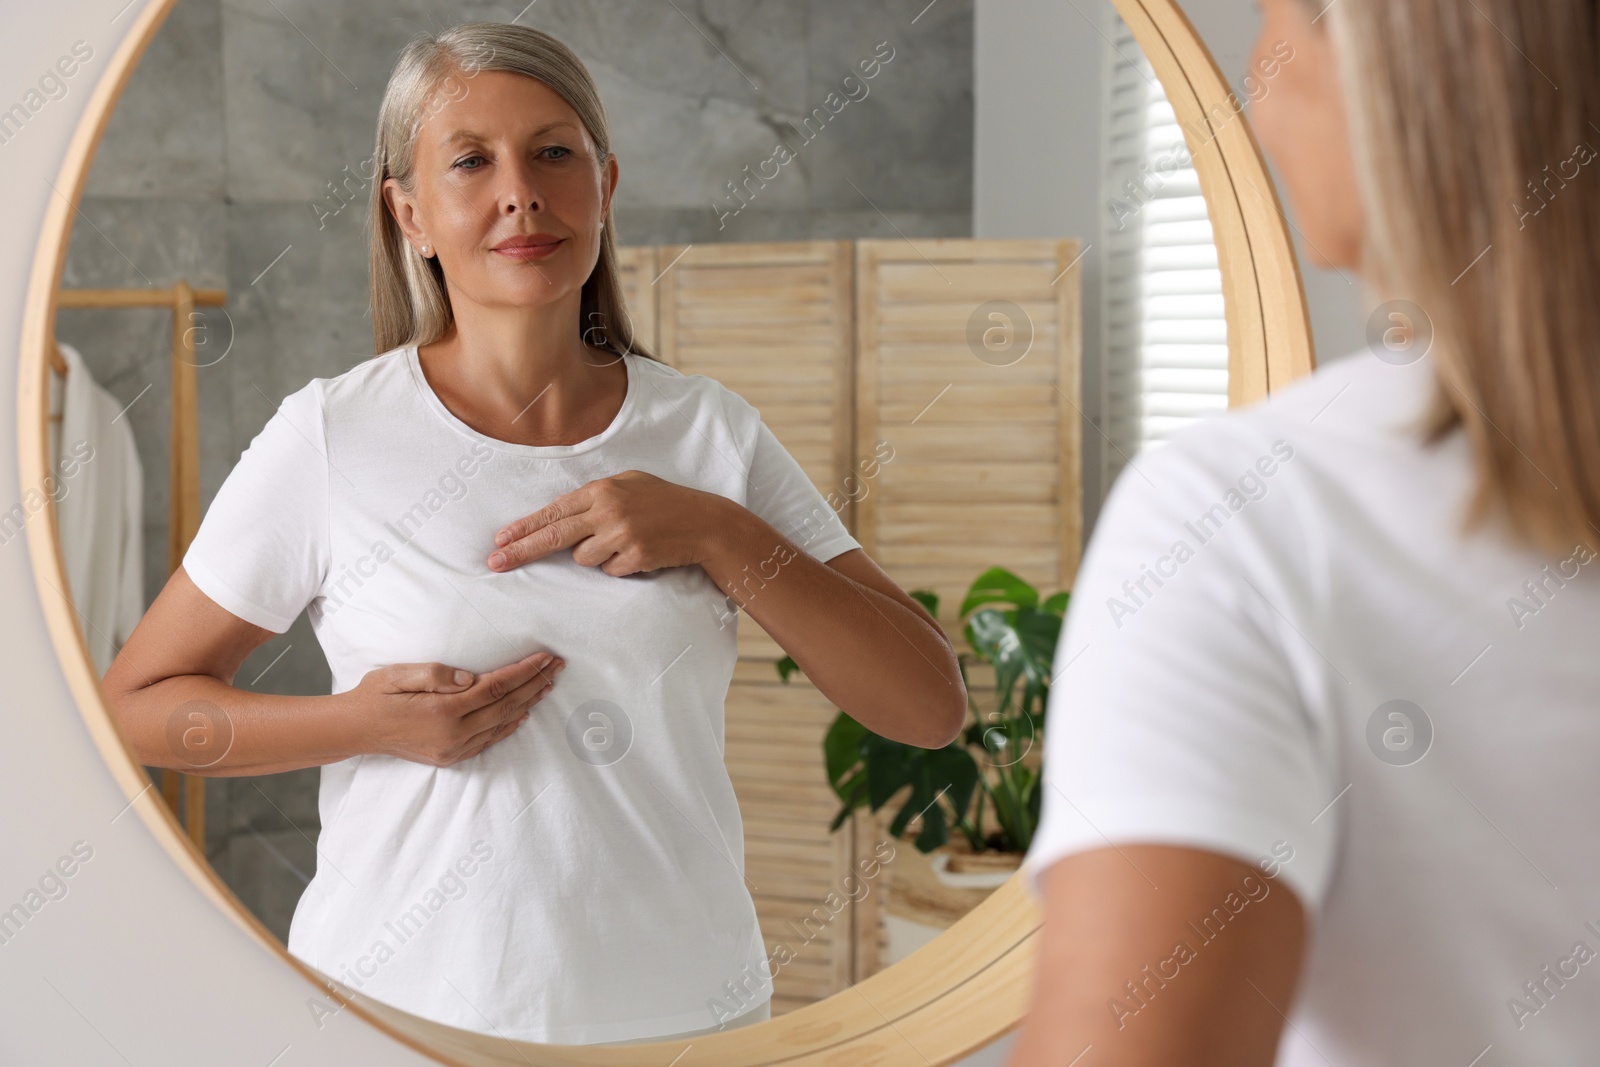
[488,470,730,576]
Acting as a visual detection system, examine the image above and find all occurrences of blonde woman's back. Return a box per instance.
[1024,343,1600,1061]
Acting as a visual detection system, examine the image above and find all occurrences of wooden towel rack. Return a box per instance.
[50,281,228,851]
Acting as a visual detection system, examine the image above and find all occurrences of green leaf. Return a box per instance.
[914,799,949,852]
[974,714,1034,768]
[830,766,867,808]
[988,776,1023,847]
[823,713,869,790]
[966,609,1027,716]
[963,719,992,751]
[1014,609,1063,678]
[828,773,870,832]
[865,736,914,811]
[775,656,800,683]
[967,606,1061,720]
[923,745,981,823]
[958,566,1038,618]
[1022,773,1043,848]
[813,564,1069,858]
[888,790,920,838]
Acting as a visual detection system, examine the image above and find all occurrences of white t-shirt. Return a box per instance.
[1021,349,1600,1063]
[182,343,861,1045]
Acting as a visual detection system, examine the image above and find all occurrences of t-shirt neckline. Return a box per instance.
[405,342,636,458]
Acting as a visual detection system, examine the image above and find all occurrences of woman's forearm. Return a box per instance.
[699,501,966,749]
[110,673,365,777]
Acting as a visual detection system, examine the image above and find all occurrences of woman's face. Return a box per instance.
[384,68,618,313]
[1248,0,1364,271]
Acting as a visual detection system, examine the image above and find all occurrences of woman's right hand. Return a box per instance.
[351,651,566,766]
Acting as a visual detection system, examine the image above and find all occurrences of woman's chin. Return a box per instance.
[480,281,580,309]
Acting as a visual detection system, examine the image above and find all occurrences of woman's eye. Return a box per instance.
[454,146,569,170]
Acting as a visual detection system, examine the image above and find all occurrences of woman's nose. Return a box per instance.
[497,157,540,214]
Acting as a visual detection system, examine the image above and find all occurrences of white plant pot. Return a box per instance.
[880,847,1023,964]
[929,851,1018,890]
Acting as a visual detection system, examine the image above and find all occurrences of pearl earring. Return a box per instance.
[421,244,430,256]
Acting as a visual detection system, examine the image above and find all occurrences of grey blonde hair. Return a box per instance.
[367,21,656,362]
[1325,0,1600,555]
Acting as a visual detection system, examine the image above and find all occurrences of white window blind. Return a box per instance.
[1100,11,1230,492]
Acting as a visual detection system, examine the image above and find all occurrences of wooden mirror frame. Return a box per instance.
[17,0,1314,1063]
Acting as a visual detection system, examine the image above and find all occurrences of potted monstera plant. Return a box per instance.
[777,566,1067,954]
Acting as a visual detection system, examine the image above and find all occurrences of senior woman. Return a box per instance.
[103,22,964,1047]
[1011,0,1600,1064]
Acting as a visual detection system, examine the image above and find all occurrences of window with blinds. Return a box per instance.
[1100,11,1230,493]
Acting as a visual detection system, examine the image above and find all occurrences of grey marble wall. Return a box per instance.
[57,0,973,941]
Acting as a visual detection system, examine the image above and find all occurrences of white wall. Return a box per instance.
[973,0,1365,535]
[973,0,1111,527]
[1180,0,1368,367]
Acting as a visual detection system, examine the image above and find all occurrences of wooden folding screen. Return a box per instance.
[611,245,658,357]
[847,237,1082,984]
[854,238,1083,621]
[616,237,1083,1010]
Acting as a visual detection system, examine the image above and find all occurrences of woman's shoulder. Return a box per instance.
[310,345,415,406]
[1141,349,1442,483]
[627,350,717,392]
[266,346,413,416]
[1093,351,1457,572]
[1252,346,1438,436]
[627,351,760,422]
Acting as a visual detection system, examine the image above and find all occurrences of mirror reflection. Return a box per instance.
[44,0,1231,1048]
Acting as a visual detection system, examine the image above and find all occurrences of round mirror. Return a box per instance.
[22,0,1311,1062]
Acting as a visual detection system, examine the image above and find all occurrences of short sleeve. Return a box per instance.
[1018,421,1339,917]
[181,382,330,633]
[743,420,862,565]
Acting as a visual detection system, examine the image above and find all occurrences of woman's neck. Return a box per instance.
[417,315,627,449]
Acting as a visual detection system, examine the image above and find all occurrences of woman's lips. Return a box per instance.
[493,239,563,261]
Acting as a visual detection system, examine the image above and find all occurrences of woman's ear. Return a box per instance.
[382,176,426,248]
[601,153,619,221]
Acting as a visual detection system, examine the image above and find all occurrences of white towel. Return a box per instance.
[51,341,145,677]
